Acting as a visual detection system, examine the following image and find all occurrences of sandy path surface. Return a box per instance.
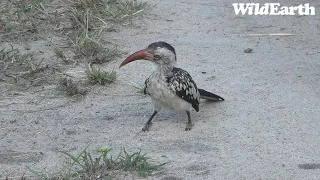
[1,0,320,179]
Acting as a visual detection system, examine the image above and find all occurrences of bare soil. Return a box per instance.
[1,0,320,179]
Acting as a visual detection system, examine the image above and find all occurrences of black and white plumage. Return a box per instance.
[120,42,224,131]
[164,67,200,111]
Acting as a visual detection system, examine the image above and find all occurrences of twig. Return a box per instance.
[53,67,76,78]
[17,65,49,77]
[96,16,108,25]
[131,9,144,16]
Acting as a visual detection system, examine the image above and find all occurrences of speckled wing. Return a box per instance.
[143,78,149,95]
[166,67,200,112]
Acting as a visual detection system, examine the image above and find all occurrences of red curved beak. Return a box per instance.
[119,49,153,68]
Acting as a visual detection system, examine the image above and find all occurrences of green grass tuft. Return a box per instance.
[85,63,116,85]
[28,146,165,179]
[133,85,146,95]
[117,149,165,177]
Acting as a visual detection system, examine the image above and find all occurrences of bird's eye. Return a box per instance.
[154,54,161,60]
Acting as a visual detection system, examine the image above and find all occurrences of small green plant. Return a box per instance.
[85,63,116,85]
[133,85,146,95]
[117,149,164,177]
[28,146,165,179]
[26,166,49,180]
[60,146,164,178]
[60,148,105,176]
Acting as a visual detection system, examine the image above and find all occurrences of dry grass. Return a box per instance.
[74,39,122,64]
[59,78,88,96]
[1,0,148,41]
[67,0,147,63]
[1,0,154,179]
[0,0,48,40]
[54,48,65,59]
[0,46,49,85]
[69,0,148,22]
[133,84,146,95]
[0,0,148,90]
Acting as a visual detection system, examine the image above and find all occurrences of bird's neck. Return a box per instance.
[157,62,174,75]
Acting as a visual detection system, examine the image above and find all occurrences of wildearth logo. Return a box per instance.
[232,3,315,15]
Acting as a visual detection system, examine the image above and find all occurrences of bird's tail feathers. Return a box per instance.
[198,89,224,101]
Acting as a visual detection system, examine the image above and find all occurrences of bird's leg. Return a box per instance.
[142,111,158,132]
[185,111,193,131]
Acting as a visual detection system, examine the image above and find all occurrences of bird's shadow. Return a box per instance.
[201,99,225,106]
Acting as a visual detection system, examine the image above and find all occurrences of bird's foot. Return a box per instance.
[185,122,193,131]
[142,123,152,132]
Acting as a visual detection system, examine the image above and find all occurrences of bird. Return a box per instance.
[119,41,224,131]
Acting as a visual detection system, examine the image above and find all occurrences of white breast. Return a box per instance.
[146,73,192,112]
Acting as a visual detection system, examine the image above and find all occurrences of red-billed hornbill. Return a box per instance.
[120,42,224,131]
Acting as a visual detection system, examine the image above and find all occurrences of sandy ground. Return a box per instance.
[1,0,320,179]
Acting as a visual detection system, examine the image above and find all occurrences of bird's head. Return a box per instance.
[119,42,177,69]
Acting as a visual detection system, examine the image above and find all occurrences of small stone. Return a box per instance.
[10,120,17,124]
[244,48,253,53]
